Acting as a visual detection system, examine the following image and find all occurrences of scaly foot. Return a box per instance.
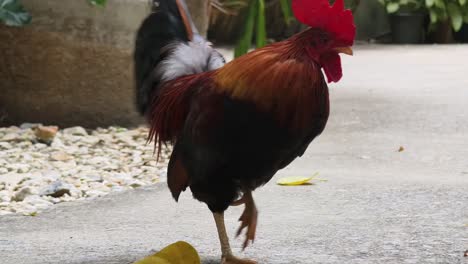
[222,254,258,264]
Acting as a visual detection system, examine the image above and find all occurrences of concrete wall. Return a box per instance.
[0,0,152,128]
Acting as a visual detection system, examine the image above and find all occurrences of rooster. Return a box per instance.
[134,0,356,263]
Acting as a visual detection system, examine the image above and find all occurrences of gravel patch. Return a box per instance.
[0,125,169,216]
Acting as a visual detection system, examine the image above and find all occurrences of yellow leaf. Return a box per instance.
[135,256,171,264]
[277,173,320,186]
[134,241,200,264]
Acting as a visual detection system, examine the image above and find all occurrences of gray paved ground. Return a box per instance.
[1,45,468,264]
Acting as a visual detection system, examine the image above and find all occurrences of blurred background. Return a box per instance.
[1,0,467,128]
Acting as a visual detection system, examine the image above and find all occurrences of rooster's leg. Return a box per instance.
[234,191,258,250]
[231,195,246,206]
[213,212,257,264]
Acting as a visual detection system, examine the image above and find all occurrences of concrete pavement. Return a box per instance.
[1,45,467,263]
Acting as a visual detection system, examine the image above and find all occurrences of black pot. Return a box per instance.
[390,12,425,44]
[454,23,468,43]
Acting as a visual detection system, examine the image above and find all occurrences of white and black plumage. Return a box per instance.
[134,0,225,115]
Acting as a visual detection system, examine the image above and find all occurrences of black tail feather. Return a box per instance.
[134,0,190,115]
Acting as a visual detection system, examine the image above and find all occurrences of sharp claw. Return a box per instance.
[236,227,242,237]
[236,222,247,237]
[243,237,251,251]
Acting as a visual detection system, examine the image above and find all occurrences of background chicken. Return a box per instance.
[134,0,225,116]
[134,0,355,263]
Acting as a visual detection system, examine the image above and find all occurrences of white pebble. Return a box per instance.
[63,126,88,136]
[12,187,36,202]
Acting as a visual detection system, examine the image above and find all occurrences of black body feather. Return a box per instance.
[169,85,329,212]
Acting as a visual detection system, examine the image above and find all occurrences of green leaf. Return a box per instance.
[256,0,266,48]
[279,0,294,24]
[459,0,466,6]
[346,0,360,11]
[448,2,463,31]
[435,0,445,9]
[0,0,31,26]
[234,0,257,58]
[426,0,435,7]
[88,0,107,6]
[387,2,400,13]
[430,9,438,23]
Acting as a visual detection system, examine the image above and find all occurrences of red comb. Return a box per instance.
[292,0,356,45]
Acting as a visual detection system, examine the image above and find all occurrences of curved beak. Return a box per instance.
[334,46,353,56]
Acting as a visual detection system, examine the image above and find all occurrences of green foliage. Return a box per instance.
[87,0,107,6]
[213,0,264,57]
[234,0,360,58]
[234,0,293,58]
[345,0,361,11]
[448,2,463,30]
[378,0,424,13]
[379,0,468,32]
[234,0,269,58]
[255,0,266,48]
[279,0,294,25]
[0,0,31,26]
[425,0,468,31]
[234,0,258,57]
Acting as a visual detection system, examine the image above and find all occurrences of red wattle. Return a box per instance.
[320,52,343,83]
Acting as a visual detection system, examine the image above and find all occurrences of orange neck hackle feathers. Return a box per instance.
[214,41,319,105]
[213,39,327,129]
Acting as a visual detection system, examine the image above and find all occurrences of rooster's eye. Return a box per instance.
[318,33,329,44]
[310,30,330,48]
[312,38,328,48]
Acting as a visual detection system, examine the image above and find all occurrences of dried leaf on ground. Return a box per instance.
[277,172,324,186]
[133,241,200,264]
